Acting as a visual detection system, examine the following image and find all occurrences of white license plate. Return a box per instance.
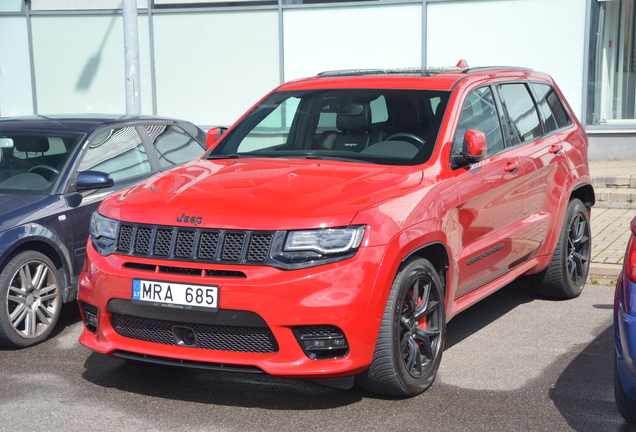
[132,279,218,312]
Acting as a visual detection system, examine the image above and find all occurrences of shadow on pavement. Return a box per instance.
[550,324,633,432]
[445,279,536,351]
[79,279,541,408]
[81,351,364,409]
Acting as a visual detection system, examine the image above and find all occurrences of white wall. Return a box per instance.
[284,4,423,81]
[31,14,153,114]
[0,17,34,116]
[427,0,587,120]
[152,11,280,126]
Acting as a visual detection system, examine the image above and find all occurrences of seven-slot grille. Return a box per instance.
[116,223,274,264]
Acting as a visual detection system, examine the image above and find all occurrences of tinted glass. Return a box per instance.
[79,127,150,182]
[0,133,81,195]
[211,89,450,166]
[499,83,541,145]
[453,86,504,155]
[143,125,205,168]
[531,83,571,133]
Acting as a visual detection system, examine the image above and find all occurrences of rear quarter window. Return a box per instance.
[531,83,572,133]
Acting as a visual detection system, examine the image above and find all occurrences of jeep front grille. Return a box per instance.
[115,223,275,264]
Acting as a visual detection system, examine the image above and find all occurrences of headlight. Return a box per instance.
[89,212,118,239]
[284,226,365,255]
[89,212,118,255]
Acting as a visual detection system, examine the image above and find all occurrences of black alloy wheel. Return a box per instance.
[531,198,591,299]
[356,257,445,397]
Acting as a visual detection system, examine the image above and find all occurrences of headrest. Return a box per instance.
[337,103,371,133]
[14,136,49,153]
[394,104,421,128]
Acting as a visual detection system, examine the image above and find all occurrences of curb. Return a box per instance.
[587,262,622,286]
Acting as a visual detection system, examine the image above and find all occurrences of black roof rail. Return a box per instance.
[316,67,465,78]
[462,66,533,74]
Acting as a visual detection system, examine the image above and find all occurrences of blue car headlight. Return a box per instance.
[89,212,118,255]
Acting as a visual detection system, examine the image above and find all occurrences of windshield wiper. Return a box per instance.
[207,153,244,160]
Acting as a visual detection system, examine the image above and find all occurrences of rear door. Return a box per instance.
[504,82,573,259]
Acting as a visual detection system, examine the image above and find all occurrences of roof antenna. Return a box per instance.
[456,59,469,68]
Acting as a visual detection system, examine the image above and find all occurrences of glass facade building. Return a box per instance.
[0,0,633,159]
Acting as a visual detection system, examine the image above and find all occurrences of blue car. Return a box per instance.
[0,115,209,348]
[614,214,636,421]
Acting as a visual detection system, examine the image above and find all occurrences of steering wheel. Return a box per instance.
[386,133,425,149]
[28,165,60,181]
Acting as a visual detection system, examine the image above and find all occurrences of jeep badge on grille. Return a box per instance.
[176,213,203,225]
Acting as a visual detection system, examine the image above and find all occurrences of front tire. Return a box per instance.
[356,257,445,397]
[0,251,62,348]
[532,198,591,299]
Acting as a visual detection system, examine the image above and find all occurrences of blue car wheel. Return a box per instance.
[615,352,636,423]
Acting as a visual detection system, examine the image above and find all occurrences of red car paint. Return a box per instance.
[78,67,594,394]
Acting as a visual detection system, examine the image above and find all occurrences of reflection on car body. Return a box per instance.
[79,65,595,397]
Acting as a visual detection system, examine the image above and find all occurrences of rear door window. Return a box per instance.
[142,124,205,168]
[78,127,151,181]
[531,83,571,132]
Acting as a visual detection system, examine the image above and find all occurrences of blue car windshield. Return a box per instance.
[209,88,450,166]
[0,133,82,195]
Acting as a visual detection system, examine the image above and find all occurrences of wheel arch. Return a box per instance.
[403,241,450,294]
[0,228,73,303]
[570,183,595,208]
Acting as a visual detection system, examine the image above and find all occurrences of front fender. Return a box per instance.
[0,224,74,302]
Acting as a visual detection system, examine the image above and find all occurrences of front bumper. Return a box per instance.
[78,243,388,379]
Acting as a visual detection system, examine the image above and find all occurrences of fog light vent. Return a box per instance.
[82,302,99,334]
[292,325,348,360]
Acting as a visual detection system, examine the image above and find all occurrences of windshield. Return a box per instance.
[0,132,83,195]
[210,89,450,166]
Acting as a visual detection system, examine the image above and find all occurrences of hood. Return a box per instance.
[0,194,59,233]
[101,158,422,230]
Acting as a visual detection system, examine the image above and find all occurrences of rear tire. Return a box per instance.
[0,251,62,348]
[615,353,636,423]
[531,198,590,299]
[356,257,445,397]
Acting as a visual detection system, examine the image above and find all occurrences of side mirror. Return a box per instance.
[76,170,114,191]
[463,130,487,160]
[452,129,488,168]
[206,127,227,149]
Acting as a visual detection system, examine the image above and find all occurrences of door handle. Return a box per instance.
[549,144,563,154]
[504,161,519,172]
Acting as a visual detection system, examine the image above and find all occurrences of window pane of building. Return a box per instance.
[31,14,152,115]
[427,0,585,121]
[283,4,422,82]
[0,17,34,116]
[587,0,636,125]
[0,0,24,12]
[152,11,279,126]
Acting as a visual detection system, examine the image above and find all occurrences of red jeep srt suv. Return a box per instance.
[79,66,594,397]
